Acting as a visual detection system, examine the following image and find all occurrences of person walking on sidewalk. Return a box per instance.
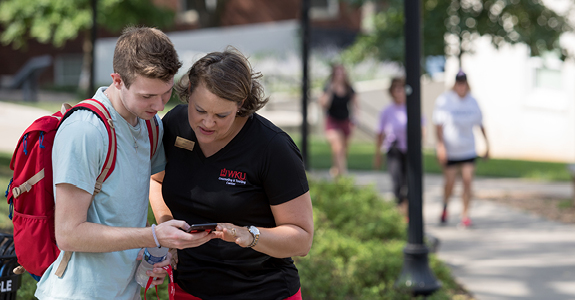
[374,77,425,217]
[319,64,359,177]
[432,70,489,227]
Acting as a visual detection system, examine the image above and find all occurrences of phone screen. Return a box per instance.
[185,223,217,233]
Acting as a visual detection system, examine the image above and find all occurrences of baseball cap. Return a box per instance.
[455,70,467,82]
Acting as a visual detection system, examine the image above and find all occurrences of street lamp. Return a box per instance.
[395,0,441,296]
[89,0,97,98]
[300,0,310,170]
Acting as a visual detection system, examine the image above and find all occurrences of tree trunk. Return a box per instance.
[78,33,92,97]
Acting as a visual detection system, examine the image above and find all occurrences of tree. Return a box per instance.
[344,0,574,67]
[0,0,175,93]
[189,0,228,28]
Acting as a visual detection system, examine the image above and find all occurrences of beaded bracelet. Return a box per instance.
[151,224,161,248]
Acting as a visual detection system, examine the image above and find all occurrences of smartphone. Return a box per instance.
[185,223,217,233]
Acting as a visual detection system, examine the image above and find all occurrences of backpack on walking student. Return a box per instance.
[4,99,160,280]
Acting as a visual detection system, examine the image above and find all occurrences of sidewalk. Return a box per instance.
[317,171,575,300]
[0,101,50,154]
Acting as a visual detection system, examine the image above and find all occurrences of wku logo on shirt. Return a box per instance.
[218,168,247,185]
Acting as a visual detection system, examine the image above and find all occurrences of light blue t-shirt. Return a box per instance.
[35,87,166,300]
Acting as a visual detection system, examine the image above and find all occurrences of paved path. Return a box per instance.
[309,171,575,300]
[0,102,50,154]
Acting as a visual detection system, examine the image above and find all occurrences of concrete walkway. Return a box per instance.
[0,101,51,154]
[310,171,575,300]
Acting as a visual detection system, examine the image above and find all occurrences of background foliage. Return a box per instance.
[344,0,574,65]
[0,0,174,49]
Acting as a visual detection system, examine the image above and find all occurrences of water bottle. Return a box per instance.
[135,246,169,287]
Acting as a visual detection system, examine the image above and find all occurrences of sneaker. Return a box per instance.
[460,217,472,228]
[440,209,448,224]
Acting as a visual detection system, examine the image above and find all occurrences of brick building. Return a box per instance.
[0,0,362,87]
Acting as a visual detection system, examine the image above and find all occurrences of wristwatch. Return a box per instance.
[246,226,260,248]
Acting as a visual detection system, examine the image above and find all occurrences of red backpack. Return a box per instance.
[4,99,161,279]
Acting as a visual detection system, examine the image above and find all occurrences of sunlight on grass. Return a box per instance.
[290,135,570,181]
[557,199,573,210]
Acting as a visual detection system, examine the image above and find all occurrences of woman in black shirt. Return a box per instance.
[318,64,359,177]
[149,48,313,300]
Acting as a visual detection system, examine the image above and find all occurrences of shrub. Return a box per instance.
[310,177,406,242]
[296,176,468,300]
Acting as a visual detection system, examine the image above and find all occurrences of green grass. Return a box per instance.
[296,137,571,181]
[558,199,574,209]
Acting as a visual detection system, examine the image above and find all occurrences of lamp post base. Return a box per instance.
[395,243,442,296]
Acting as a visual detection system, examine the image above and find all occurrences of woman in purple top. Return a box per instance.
[373,77,425,215]
[374,77,410,214]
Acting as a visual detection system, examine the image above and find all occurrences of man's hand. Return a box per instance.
[154,220,216,249]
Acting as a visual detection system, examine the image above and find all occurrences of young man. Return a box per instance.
[35,27,215,300]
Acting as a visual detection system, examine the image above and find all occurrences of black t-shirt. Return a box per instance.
[327,87,355,120]
[161,104,309,300]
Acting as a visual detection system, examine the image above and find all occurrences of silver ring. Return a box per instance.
[231,228,236,236]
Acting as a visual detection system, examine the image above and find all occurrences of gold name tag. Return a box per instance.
[175,136,195,151]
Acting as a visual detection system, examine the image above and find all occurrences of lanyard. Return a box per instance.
[143,265,175,300]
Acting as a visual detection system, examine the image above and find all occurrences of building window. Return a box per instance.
[534,67,562,90]
[54,54,83,86]
[311,0,339,20]
[524,54,566,111]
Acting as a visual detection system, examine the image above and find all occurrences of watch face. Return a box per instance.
[249,226,260,235]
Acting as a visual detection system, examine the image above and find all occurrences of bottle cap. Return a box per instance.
[144,246,168,264]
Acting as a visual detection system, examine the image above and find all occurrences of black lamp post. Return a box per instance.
[395,0,441,296]
[300,0,310,170]
[89,0,97,98]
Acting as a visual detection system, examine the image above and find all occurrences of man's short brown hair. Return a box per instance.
[113,26,182,88]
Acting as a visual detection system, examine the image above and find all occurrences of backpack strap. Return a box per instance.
[11,169,45,199]
[54,99,117,278]
[61,99,118,194]
[146,114,161,159]
[54,251,73,278]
